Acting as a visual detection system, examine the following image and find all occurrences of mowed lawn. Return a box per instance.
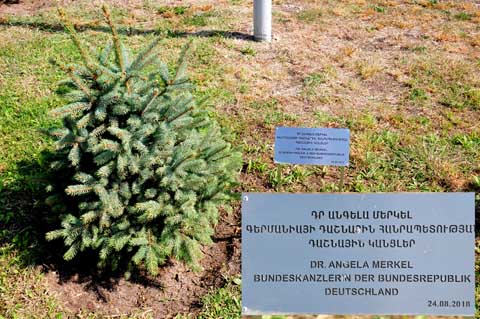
[0,0,479,318]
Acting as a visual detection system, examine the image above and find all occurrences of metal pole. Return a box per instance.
[339,167,345,192]
[254,0,272,42]
[276,165,282,191]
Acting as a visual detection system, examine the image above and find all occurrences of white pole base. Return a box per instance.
[254,0,272,42]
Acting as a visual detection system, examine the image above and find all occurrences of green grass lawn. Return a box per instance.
[0,0,479,318]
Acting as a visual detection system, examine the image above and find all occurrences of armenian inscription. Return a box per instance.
[242,193,475,315]
[274,127,350,166]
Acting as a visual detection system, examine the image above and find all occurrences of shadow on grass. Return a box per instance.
[0,0,20,4]
[0,151,164,300]
[0,19,254,40]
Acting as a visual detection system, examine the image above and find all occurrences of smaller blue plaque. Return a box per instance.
[274,127,350,166]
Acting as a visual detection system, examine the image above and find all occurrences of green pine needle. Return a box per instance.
[45,8,242,276]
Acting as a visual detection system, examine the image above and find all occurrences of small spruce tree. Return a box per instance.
[45,7,241,275]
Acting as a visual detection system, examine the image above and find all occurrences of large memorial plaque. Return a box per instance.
[274,127,350,166]
[242,193,475,316]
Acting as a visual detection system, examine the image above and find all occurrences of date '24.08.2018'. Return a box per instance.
[427,300,471,308]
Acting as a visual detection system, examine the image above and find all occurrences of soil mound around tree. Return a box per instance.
[42,210,240,318]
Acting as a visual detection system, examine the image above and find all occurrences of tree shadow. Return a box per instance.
[0,19,254,40]
[0,0,20,5]
[0,150,165,298]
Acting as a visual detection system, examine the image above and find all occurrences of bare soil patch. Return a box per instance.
[0,0,55,15]
[42,213,241,318]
